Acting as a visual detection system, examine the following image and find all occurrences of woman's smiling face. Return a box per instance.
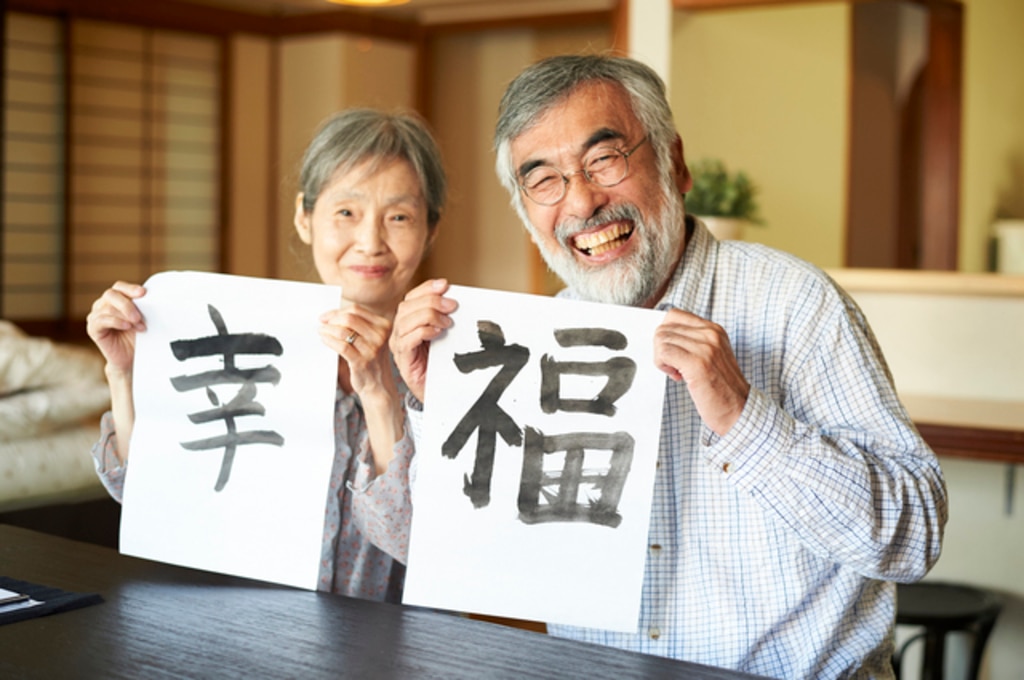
[294,157,432,317]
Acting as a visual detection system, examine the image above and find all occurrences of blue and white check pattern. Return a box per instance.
[545,219,947,679]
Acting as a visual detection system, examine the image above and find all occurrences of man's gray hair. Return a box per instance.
[299,108,446,230]
[494,54,678,210]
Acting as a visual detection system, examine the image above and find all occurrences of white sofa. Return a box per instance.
[0,321,111,513]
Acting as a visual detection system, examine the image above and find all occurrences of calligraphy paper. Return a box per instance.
[120,271,341,589]
[403,285,666,631]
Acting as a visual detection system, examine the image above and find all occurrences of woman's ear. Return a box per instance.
[294,193,313,245]
[417,225,440,265]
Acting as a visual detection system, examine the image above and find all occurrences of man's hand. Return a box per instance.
[654,308,750,436]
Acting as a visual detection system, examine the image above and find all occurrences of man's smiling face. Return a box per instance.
[509,80,690,307]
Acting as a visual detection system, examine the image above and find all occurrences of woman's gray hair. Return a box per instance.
[494,54,678,211]
[298,108,446,230]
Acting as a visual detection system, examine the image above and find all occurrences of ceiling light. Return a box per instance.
[326,0,411,6]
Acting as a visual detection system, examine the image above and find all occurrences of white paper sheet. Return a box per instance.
[120,271,341,589]
[403,285,666,632]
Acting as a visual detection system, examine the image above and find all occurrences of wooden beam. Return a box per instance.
[674,0,962,8]
[266,40,281,280]
[8,0,613,41]
[423,10,610,36]
[413,27,431,119]
[275,10,417,41]
[7,0,275,34]
[918,1,962,270]
[218,35,232,275]
[59,18,72,334]
[673,0,819,9]
[918,423,1024,465]
[6,0,418,40]
[611,0,629,54]
[0,0,6,320]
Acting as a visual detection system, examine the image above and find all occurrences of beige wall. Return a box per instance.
[960,0,1024,271]
[427,31,534,293]
[276,36,346,284]
[671,3,850,269]
[425,25,612,295]
[671,0,1024,275]
[274,34,416,284]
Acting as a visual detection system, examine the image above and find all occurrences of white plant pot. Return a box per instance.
[994,219,1024,273]
[698,216,746,241]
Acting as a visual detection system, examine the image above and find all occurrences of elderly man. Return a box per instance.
[392,54,946,679]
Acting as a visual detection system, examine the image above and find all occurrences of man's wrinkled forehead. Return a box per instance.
[509,81,637,179]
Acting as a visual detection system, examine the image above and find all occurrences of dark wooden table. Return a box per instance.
[0,525,765,679]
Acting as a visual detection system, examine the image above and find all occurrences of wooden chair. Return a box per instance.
[893,581,1003,680]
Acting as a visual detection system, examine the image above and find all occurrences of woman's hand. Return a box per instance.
[654,308,750,437]
[86,281,147,376]
[85,281,146,463]
[320,303,406,476]
[389,279,457,403]
[318,304,395,398]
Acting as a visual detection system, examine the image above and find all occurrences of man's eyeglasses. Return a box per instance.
[519,136,650,206]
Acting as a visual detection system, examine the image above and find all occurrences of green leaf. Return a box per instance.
[685,158,762,224]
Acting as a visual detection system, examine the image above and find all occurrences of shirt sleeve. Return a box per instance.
[703,295,947,582]
[346,416,414,564]
[405,391,423,492]
[90,410,126,503]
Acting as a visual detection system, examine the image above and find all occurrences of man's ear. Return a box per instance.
[671,135,693,195]
[294,193,312,245]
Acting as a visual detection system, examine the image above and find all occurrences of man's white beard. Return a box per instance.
[526,187,686,307]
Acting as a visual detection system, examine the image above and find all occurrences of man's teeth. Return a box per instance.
[574,224,633,255]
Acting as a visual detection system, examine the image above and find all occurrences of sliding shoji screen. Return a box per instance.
[2,12,66,320]
[69,20,221,319]
[2,12,222,325]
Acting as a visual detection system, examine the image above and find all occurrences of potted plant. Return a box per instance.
[685,158,763,240]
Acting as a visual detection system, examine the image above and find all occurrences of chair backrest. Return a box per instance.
[893,581,1003,680]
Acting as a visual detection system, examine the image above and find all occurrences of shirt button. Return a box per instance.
[650,544,662,555]
[649,627,661,640]
[722,462,731,473]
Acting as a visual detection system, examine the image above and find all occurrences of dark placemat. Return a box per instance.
[0,576,103,626]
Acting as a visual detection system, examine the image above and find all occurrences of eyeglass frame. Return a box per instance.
[517,135,651,206]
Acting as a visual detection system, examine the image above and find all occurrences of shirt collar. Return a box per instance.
[654,214,718,318]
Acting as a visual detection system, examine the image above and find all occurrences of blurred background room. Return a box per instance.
[1,1,1021,677]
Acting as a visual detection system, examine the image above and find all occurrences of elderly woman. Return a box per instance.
[86,109,446,602]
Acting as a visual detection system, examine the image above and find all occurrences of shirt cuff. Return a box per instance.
[702,387,794,486]
[90,411,126,501]
[347,425,415,496]
[405,392,424,444]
